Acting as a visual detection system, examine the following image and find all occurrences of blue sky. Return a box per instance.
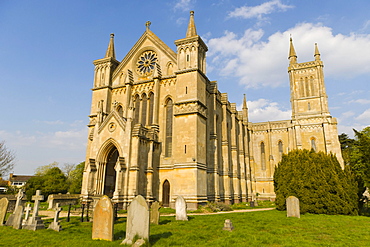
[0,0,369,175]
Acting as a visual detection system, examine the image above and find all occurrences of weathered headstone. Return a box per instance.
[175,196,188,221]
[92,196,114,241]
[0,198,9,226]
[48,203,62,231]
[12,205,24,229]
[150,201,161,225]
[22,203,32,226]
[121,195,150,245]
[286,196,300,218]
[222,219,234,231]
[23,190,45,230]
[5,189,24,226]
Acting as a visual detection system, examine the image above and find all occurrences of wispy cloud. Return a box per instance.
[228,0,294,20]
[349,99,370,104]
[173,0,195,12]
[239,98,291,122]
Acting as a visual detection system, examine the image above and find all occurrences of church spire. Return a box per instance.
[186,11,197,38]
[105,33,116,59]
[288,37,297,64]
[314,43,321,61]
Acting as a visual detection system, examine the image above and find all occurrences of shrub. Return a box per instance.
[274,149,358,215]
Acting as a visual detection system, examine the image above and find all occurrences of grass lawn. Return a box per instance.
[0,209,369,246]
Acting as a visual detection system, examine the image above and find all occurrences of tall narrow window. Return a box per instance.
[278,141,283,159]
[311,138,316,151]
[148,93,154,126]
[305,77,310,97]
[141,93,147,126]
[133,95,140,126]
[165,98,173,157]
[261,142,266,170]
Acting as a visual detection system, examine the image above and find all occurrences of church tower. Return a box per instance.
[288,38,330,120]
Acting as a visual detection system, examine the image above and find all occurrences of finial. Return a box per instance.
[145,21,151,31]
[314,43,321,61]
[288,36,297,64]
[105,33,116,59]
[186,10,197,38]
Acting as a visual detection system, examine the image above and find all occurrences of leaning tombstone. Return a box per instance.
[23,190,45,230]
[5,189,24,226]
[92,196,114,241]
[286,196,300,218]
[48,203,62,231]
[175,196,188,221]
[12,204,24,229]
[150,201,161,225]
[0,198,9,226]
[121,195,150,245]
[222,219,234,231]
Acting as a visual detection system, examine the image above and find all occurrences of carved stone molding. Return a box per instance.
[174,100,207,119]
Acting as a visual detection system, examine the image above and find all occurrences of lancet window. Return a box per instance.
[165,98,173,157]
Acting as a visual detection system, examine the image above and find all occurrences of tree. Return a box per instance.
[274,149,358,215]
[34,161,59,176]
[25,164,68,200]
[67,162,84,194]
[0,141,15,177]
[351,127,370,188]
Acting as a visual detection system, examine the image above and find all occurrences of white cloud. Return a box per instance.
[356,108,370,124]
[349,99,370,104]
[173,0,194,12]
[207,22,370,89]
[246,98,291,122]
[228,0,294,20]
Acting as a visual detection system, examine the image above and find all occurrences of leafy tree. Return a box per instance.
[274,149,358,215]
[0,141,15,177]
[67,162,84,194]
[351,127,370,188]
[25,165,68,200]
[34,161,59,176]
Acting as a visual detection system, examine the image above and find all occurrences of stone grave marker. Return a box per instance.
[286,196,300,218]
[5,189,24,226]
[48,203,62,231]
[92,196,114,241]
[175,196,188,221]
[150,201,161,225]
[121,195,149,245]
[22,203,32,226]
[23,190,45,230]
[12,204,24,229]
[0,198,9,226]
[222,219,234,231]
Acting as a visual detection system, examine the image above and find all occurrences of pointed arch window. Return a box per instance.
[311,138,316,151]
[278,140,283,159]
[148,93,154,126]
[133,94,140,126]
[165,98,173,157]
[141,93,147,126]
[261,142,266,170]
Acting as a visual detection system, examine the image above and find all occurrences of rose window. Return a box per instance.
[136,51,158,76]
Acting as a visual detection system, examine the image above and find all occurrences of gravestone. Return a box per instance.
[92,196,114,241]
[22,203,32,226]
[12,204,24,229]
[0,198,9,226]
[23,190,45,230]
[121,195,150,245]
[150,201,161,225]
[5,189,24,226]
[286,196,300,218]
[48,203,62,231]
[175,196,188,221]
[222,219,234,231]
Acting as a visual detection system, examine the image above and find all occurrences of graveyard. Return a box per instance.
[1,191,370,246]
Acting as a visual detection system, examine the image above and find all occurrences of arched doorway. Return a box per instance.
[162,180,170,207]
[104,147,118,197]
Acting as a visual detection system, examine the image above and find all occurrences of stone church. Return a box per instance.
[81,11,343,209]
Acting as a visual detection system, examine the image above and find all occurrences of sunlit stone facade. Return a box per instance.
[81,12,343,209]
